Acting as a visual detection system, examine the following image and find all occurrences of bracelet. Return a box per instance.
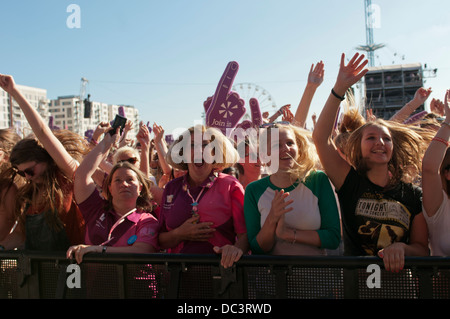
[292,229,297,244]
[331,88,345,101]
[432,137,449,147]
[90,139,98,146]
[442,122,450,128]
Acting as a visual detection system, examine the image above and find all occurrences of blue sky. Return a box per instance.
[1,0,450,137]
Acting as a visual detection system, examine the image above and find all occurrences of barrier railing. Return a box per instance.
[1,251,450,299]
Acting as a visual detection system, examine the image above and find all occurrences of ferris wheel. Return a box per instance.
[231,83,277,121]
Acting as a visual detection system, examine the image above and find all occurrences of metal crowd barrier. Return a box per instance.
[1,251,450,299]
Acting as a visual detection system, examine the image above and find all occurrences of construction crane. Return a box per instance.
[355,0,385,67]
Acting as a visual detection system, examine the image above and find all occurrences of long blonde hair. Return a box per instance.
[264,123,319,184]
[345,119,433,185]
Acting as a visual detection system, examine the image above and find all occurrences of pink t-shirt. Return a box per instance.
[77,189,159,250]
[160,172,246,253]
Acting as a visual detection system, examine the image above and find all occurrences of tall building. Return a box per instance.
[364,63,424,119]
[0,85,140,140]
[48,96,140,139]
[0,84,49,137]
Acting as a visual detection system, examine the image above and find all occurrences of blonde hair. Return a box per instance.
[334,107,366,155]
[166,125,239,171]
[263,123,319,183]
[112,146,140,164]
[345,119,433,185]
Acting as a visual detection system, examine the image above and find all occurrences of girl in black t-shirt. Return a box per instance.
[312,53,433,273]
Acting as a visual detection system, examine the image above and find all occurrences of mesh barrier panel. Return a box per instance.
[0,259,18,299]
[286,268,344,299]
[178,265,215,299]
[246,266,277,299]
[433,269,450,299]
[2,254,450,299]
[357,268,419,299]
[125,264,169,299]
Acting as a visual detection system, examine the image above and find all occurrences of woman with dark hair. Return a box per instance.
[66,129,159,263]
[0,74,88,251]
[0,128,21,241]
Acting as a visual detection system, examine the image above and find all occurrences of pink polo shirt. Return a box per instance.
[77,188,159,250]
[159,172,246,254]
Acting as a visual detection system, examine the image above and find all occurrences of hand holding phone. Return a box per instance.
[108,114,127,136]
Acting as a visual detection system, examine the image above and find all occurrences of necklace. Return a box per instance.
[182,172,218,219]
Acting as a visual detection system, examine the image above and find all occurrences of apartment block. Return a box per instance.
[0,84,49,137]
[48,96,140,139]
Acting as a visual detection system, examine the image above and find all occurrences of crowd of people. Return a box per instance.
[0,52,449,274]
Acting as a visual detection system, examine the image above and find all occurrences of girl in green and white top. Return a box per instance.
[244,123,341,255]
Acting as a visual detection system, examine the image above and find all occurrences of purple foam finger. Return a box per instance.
[203,96,213,112]
[249,98,262,127]
[206,61,246,136]
[213,61,239,102]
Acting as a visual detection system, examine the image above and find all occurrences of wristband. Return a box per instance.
[442,122,450,128]
[432,137,449,147]
[331,88,345,101]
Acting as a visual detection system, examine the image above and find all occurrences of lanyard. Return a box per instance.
[182,172,218,217]
[185,187,206,216]
[101,208,137,245]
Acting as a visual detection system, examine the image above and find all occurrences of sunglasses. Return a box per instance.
[259,121,290,128]
[15,163,37,177]
[119,157,139,165]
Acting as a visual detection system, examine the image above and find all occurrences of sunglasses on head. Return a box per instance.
[119,157,139,165]
[15,163,37,177]
[259,121,290,128]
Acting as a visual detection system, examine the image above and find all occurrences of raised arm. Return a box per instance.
[390,87,432,123]
[0,74,77,177]
[293,61,324,128]
[312,53,368,190]
[152,123,172,175]
[422,89,450,217]
[135,121,151,177]
[74,128,118,204]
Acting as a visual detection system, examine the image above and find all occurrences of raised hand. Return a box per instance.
[334,53,369,96]
[308,61,325,89]
[413,87,432,105]
[205,61,246,136]
[445,90,450,119]
[430,98,445,116]
[136,121,151,149]
[0,74,16,94]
